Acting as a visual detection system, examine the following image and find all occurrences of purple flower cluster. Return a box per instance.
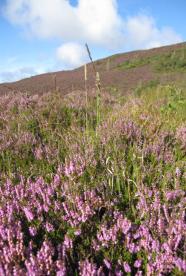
[0,175,104,274]
[176,125,186,151]
[63,154,86,178]
[143,131,175,163]
[0,173,185,274]
[94,212,131,249]
[100,119,142,146]
[91,187,186,275]
[62,190,103,227]
[136,187,186,274]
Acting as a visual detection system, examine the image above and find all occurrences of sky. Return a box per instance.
[0,0,185,83]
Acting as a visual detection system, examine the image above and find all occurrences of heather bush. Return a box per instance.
[0,85,185,275]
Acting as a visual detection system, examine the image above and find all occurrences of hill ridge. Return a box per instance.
[0,41,186,95]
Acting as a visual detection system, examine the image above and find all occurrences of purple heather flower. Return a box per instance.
[174,258,186,272]
[103,259,111,270]
[134,260,142,268]
[63,235,73,250]
[23,207,34,222]
[29,227,37,237]
[175,167,181,178]
[166,190,184,201]
[79,259,98,276]
[135,271,143,276]
[45,222,54,233]
[56,260,66,276]
[123,262,131,273]
[176,126,186,150]
[74,229,81,236]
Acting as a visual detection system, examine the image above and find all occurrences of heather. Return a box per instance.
[0,85,185,275]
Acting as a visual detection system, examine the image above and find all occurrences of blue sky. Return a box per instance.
[0,0,185,83]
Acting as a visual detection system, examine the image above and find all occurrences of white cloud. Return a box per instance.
[125,14,182,49]
[0,53,57,83]
[56,42,88,68]
[4,0,123,47]
[3,1,183,75]
[0,67,37,82]
[76,0,122,46]
[0,66,46,83]
[4,1,182,51]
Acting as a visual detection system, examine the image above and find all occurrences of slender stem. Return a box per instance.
[84,64,88,134]
[85,43,102,136]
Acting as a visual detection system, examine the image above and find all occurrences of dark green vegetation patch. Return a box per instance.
[117,47,186,73]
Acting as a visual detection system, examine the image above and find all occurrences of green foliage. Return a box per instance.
[155,48,186,72]
[134,79,160,97]
[117,57,150,70]
[117,47,186,73]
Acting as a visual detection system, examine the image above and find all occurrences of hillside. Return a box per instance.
[1,42,186,95]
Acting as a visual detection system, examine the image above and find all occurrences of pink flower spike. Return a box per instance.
[123,262,131,273]
[23,207,34,221]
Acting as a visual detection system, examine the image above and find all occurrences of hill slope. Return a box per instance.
[0,42,186,95]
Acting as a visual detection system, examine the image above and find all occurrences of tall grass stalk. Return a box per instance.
[85,43,102,136]
[53,74,57,91]
[96,72,101,130]
[84,63,88,134]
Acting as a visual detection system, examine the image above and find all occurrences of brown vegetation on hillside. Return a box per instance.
[0,42,186,96]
